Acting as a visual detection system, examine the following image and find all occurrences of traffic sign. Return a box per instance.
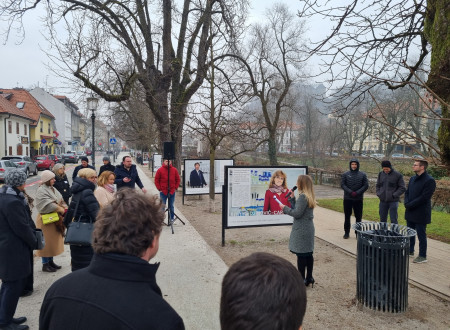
[41,139,47,144]
[110,138,117,144]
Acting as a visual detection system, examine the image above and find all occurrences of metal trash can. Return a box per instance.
[352,222,416,313]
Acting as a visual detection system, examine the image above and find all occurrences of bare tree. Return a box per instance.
[299,0,450,169]
[1,0,248,168]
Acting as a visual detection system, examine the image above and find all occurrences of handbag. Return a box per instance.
[64,195,94,246]
[35,229,45,250]
[42,212,60,225]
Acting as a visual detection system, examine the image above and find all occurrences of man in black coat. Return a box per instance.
[405,159,436,264]
[341,158,369,239]
[72,157,95,180]
[0,169,38,330]
[189,162,207,188]
[114,155,147,193]
[376,160,406,224]
[98,156,116,176]
[40,189,184,330]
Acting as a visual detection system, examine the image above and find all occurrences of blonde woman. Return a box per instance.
[64,168,100,271]
[95,171,116,207]
[263,170,291,214]
[35,170,67,272]
[279,175,317,287]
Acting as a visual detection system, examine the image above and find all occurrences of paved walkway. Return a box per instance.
[15,155,449,330]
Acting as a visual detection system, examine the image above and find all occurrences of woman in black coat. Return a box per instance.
[52,163,72,205]
[64,168,99,272]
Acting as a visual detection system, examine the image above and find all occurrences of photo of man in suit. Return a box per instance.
[189,162,207,188]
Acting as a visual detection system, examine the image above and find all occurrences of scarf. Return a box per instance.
[268,184,286,194]
[105,184,115,194]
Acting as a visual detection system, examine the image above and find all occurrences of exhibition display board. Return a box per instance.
[183,159,234,195]
[222,165,308,245]
[152,153,162,174]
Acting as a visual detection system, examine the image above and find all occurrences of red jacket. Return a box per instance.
[263,190,291,215]
[155,164,180,195]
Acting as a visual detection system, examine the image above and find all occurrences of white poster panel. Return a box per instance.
[153,154,162,172]
[226,166,307,227]
[184,159,234,195]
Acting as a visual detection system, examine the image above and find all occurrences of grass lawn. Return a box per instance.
[317,198,450,244]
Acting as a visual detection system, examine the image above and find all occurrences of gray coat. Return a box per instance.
[283,194,315,254]
[376,168,406,202]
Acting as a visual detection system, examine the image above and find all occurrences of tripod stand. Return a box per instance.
[163,158,184,234]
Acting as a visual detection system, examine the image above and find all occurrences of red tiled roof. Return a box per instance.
[0,94,34,121]
[0,88,55,125]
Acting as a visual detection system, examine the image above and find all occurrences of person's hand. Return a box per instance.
[278,203,285,209]
[351,191,357,197]
[123,177,131,183]
[142,188,147,194]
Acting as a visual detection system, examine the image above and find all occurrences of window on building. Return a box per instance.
[48,122,51,134]
[8,121,12,133]
[16,102,25,109]
[8,146,12,155]
[40,121,43,133]
[26,147,29,156]
[16,122,20,134]
[24,124,27,135]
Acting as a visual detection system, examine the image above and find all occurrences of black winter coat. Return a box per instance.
[53,174,71,204]
[39,253,185,330]
[376,168,406,202]
[99,162,116,176]
[72,164,96,180]
[341,159,369,200]
[404,171,436,224]
[64,177,99,227]
[0,186,38,281]
[114,164,144,190]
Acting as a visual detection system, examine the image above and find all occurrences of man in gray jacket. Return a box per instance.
[376,160,406,224]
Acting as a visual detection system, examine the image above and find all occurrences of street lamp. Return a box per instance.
[106,124,111,162]
[87,96,99,168]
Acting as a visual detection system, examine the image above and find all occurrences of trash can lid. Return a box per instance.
[352,221,416,238]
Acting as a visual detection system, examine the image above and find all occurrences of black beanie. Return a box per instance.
[381,160,392,168]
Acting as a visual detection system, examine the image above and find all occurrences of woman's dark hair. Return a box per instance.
[93,188,164,256]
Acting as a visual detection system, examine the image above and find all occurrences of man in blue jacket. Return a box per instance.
[405,159,436,264]
[114,156,147,193]
[0,169,38,330]
[189,162,207,188]
[341,158,369,239]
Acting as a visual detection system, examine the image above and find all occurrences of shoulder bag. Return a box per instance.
[64,195,94,246]
[42,212,60,225]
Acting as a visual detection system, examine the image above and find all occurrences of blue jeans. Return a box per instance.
[160,192,175,220]
[0,279,24,326]
[42,257,54,264]
[407,221,427,258]
[379,201,399,224]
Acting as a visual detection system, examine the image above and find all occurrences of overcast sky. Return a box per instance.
[0,1,329,104]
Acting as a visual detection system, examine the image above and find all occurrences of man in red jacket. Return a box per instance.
[155,159,180,222]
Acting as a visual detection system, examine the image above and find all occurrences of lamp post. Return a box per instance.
[87,96,99,168]
[107,124,111,161]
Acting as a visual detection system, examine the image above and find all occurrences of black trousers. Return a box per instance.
[70,245,94,272]
[343,199,363,234]
[0,279,25,326]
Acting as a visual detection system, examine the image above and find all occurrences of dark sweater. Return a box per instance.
[340,158,369,200]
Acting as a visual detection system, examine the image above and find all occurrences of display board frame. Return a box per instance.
[222,165,308,245]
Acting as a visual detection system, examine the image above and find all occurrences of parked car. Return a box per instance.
[1,155,38,177]
[391,153,410,159]
[49,154,62,164]
[76,150,87,158]
[412,154,424,159]
[371,153,385,159]
[34,155,55,170]
[61,152,78,164]
[0,160,20,182]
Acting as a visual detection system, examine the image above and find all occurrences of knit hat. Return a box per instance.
[40,170,55,183]
[4,169,28,187]
[81,156,89,162]
[52,163,64,175]
[381,160,392,168]
[103,156,110,162]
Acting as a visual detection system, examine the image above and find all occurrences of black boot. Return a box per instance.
[305,256,315,288]
[42,263,56,273]
[297,256,307,280]
[49,260,62,269]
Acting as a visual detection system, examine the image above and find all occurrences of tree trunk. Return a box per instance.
[268,129,278,165]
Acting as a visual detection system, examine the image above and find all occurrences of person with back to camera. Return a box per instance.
[114,155,147,193]
[278,175,317,287]
[340,158,368,239]
[35,170,67,273]
[64,168,100,271]
[40,189,185,330]
[263,170,291,215]
[52,163,71,205]
[0,169,40,330]
[220,252,307,330]
[94,170,116,207]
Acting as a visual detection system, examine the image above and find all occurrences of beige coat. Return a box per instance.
[35,184,65,257]
[94,186,115,207]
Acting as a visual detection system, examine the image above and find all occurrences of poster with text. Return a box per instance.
[184,159,234,195]
[153,154,162,172]
[224,166,308,228]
